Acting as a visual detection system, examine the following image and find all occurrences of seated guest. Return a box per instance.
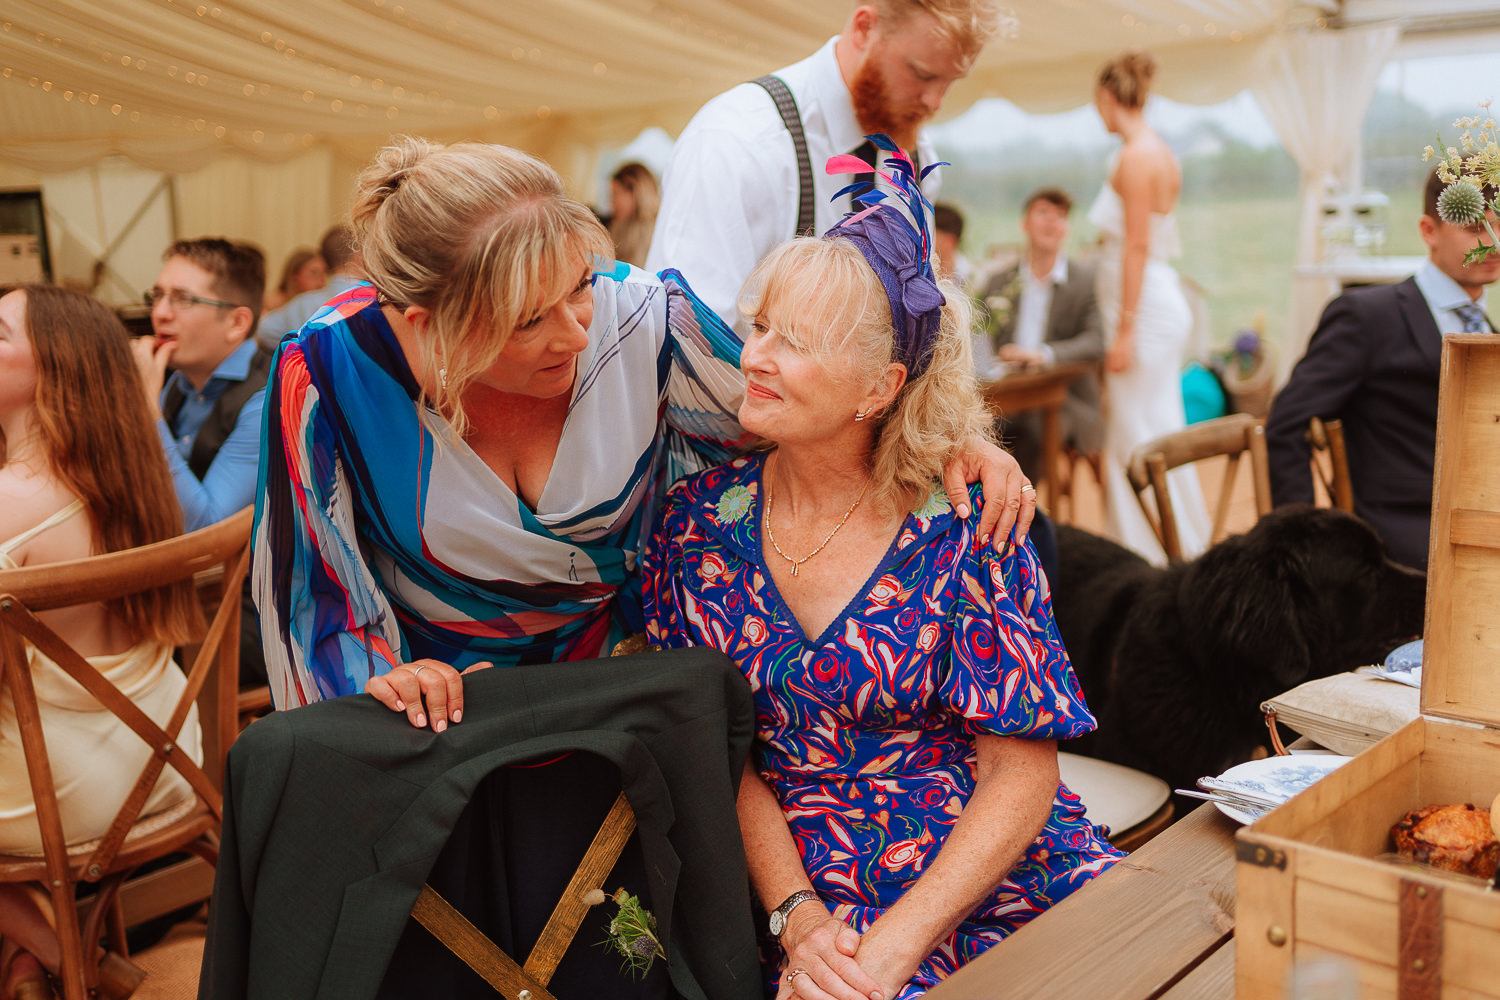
[256,225,363,347]
[1266,165,1499,571]
[607,161,660,269]
[0,285,204,997]
[643,156,1119,1000]
[932,202,971,289]
[264,245,327,311]
[976,187,1104,485]
[133,237,269,532]
[260,136,1030,722]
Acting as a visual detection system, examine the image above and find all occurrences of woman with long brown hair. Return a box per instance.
[0,284,204,999]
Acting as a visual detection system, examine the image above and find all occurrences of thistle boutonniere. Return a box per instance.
[1422,100,1500,265]
[586,887,662,980]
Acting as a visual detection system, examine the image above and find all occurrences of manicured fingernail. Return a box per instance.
[394,699,404,711]
[956,503,970,519]
[981,532,991,547]
[415,713,426,728]
[452,709,462,723]
[434,719,446,733]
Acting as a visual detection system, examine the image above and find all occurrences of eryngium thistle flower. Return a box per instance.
[1438,179,1487,226]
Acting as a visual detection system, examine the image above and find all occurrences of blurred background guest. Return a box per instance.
[607,161,660,268]
[1089,49,1209,564]
[264,246,327,311]
[933,201,971,288]
[257,225,362,347]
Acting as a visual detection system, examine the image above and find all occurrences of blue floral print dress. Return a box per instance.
[643,453,1122,998]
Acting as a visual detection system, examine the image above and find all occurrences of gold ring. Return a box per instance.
[785,968,807,988]
[1020,484,1037,494]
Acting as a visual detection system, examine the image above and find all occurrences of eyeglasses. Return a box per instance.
[143,287,243,311]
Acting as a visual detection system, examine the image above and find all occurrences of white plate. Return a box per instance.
[1210,753,1353,825]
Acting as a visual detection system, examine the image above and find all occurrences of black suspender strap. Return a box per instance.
[751,75,816,237]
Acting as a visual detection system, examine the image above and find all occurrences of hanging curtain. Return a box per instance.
[1250,24,1400,372]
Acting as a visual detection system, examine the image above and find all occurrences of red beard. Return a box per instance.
[849,48,927,153]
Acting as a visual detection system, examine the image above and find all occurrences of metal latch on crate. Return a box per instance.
[1235,840,1286,870]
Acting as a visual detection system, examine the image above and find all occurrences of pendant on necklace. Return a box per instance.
[790,563,799,577]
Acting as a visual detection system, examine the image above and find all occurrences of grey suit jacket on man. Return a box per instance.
[980,258,1105,452]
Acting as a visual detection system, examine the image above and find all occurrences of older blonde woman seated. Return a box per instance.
[643,149,1122,1000]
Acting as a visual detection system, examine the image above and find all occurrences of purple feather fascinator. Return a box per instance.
[824,135,947,380]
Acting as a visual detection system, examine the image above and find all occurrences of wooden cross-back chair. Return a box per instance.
[0,506,252,1000]
[1305,416,1355,512]
[411,792,637,999]
[1126,412,1272,563]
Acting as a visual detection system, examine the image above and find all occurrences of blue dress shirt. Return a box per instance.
[157,338,265,531]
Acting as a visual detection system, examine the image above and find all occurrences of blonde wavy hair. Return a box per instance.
[740,237,993,516]
[350,136,611,434]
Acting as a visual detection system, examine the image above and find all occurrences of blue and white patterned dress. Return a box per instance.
[254,264,751,707]
[644,454,1121,998]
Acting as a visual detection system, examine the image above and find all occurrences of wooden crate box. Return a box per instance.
[1236,334,1500,1000]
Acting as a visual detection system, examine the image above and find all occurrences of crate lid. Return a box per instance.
[1422,335,1500,729]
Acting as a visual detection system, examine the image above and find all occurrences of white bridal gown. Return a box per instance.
[1088,174,1211,565]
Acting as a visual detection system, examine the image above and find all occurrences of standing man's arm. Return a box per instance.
[646,115,794,334]
[1265,294,1371,506]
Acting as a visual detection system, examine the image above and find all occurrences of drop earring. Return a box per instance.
[854,408,870,422]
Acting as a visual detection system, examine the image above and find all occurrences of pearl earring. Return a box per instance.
[854,408,870,422]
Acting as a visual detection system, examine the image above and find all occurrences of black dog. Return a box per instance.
[1049,505,1426,793]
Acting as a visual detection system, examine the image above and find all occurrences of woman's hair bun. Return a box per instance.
[1098,49,1157,109]
[351,135,432,228]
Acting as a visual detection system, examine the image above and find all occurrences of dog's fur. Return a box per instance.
[1050,505,1426,792]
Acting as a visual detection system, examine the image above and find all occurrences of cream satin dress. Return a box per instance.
[0,500,201,854]
[1088,176,1211,565]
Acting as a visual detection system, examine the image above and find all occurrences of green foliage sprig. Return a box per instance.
[589,887,662,980]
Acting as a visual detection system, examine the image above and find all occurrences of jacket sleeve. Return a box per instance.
[1047,267,1106,366]
[1265,292,1372,506]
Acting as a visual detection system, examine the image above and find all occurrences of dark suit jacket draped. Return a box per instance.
[982,258,1105,451]
[199,649,759,1000]
[1265,277,1441,570]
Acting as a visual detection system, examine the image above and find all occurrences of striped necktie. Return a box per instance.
[1452,302,1494,332]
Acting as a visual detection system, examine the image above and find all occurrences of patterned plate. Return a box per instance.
[1211,753,1353,825]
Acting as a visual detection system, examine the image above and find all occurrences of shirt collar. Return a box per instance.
[811,37,865,160]
[1415,258,1487,314]
[163,337,259,397]
[1022,253,1068,287]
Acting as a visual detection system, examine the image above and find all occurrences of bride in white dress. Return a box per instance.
[1087,50,1210,565]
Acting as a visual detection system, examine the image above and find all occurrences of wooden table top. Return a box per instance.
[980,360,1097,412]
[927,801,1240,1000]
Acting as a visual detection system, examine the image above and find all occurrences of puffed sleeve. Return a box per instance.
[939,491,1097,740]
[641,480,700,651]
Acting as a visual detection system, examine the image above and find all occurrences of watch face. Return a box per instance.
[769,910,785,935]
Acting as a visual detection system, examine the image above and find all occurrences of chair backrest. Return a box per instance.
[0,506,252,875]
[1125,413,1272,562]
[1305,416,1355,512]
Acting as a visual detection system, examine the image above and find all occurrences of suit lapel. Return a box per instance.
[1396,276,1442,373]
[1045,270,1080,344]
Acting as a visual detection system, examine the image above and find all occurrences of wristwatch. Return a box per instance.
[768,889,820,937]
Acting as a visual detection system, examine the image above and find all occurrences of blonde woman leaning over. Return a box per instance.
[1090,50,1210,564]
[0,285,204,999]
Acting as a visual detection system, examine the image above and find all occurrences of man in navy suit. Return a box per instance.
[1266,167,1499,570]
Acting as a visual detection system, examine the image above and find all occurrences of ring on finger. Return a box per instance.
[410,663,430,678]
[1019,483,1037,496]
[785,968,807,990]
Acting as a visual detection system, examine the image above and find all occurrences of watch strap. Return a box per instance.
[770,889,820,936]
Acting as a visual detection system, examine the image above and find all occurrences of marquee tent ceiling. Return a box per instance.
[3,0,1335,176]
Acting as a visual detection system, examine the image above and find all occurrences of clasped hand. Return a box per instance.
[778,907,891,1000]
[364,659,492,731]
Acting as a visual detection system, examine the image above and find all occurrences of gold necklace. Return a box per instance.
[763,453,870,577]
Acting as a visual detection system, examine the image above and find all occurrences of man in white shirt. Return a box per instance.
[1266,166,1500,570]
[646,0,1006,334]
[976,187,1104,484]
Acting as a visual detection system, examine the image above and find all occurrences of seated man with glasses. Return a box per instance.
[134,238,270,533]
[134,239,271,686]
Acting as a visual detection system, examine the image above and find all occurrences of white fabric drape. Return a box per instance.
[1250,24,1400,372]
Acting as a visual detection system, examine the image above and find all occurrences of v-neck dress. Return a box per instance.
[643,454,1121,997]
